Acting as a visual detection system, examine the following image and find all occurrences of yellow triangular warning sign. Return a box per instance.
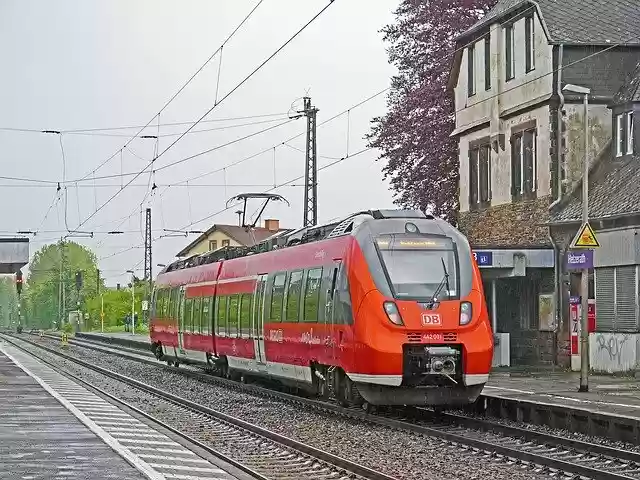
[572,222,600,248]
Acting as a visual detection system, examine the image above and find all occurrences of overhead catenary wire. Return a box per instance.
[73,1,338,232]
[72,0,267,184]
[98,147,374,262]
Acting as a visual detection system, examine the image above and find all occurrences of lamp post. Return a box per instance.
[126,270,135,335]
[563,83,591,392]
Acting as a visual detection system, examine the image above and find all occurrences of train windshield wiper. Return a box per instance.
[429,257,450,307]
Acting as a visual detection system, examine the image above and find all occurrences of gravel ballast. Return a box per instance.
[4,335,567,480]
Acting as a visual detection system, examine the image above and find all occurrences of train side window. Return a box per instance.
[270,273,286,322]
[172,288,180,319]
[184,297,193,332]
[228,295,239,337]
[156,290,163,318]
[303,268,323,323]
[202,297,211,334]
[240,294,252,337]
[286,270,304,323]
[192,297,202,333]
[216,296,228,336]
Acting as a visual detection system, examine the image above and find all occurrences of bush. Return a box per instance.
[62,322,73,335]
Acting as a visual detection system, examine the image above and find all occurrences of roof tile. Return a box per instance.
[463,0,640,44]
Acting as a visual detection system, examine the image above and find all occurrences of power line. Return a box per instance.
[73,0,266,184]
[73,1,337,233]
[0,113,291,135]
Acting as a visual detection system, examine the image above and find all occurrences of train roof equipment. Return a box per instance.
[160,209,444,275]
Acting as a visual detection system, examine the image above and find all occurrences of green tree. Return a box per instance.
[84,284,146,331]
[24,240,102,329]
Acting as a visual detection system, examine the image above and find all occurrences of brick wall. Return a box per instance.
[511,330,556,365]
[459,195,552,247]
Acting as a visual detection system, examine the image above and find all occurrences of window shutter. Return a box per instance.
[595,267,615,331]
[615,265,638,332]
[510,135,521,197]
[469,149,479,206]
[523,130,535,193]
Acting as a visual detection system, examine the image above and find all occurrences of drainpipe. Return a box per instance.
[548,232,561,365]
[550,43,565,209]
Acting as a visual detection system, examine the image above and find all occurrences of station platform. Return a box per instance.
[0,339,244,480]
[483,372,640,442]
[76,331,150,350]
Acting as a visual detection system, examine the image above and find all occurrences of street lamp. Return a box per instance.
[126,270,135,335]
[563,83,591,392]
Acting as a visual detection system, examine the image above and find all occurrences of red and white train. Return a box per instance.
[150,209,493,407]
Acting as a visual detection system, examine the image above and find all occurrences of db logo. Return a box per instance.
[421,313,442,326]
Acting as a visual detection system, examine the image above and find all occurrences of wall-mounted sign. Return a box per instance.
[572,222,600,248]
[565,249,594,270]
[473,251,493,267]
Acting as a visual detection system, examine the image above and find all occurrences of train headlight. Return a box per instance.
[459,301,472,325]
[383,301,404,326]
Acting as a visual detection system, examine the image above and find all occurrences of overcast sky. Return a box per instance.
[0,0,398,285]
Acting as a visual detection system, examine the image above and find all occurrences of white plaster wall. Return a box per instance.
[459,104,551,212]
[589,333,640,373]
[454,13,553,131]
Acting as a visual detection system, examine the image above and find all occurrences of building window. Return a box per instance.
[484,36,491,91]
[616,112,634,157]
[511,129,537,199]
[467,43,476,97]
[595,266,640,333]
[208,240,217,251]
[222,239,230,247]
[469,143,491,208]
[505,24,514,81]
[627,111,634,155]
[525,15,535,72]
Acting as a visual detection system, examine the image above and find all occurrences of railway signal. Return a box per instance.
[15,270,23,296]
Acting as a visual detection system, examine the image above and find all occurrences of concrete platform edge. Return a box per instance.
[0,343,163,480]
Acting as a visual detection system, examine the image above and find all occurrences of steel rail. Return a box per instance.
[4,334,397,480]
[36,332,640,480]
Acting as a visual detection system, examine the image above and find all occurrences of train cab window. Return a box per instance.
[239,294,252,337]
[184,298,193,332]
[202,297,211,334]
[228,295,239,337]
[216,296,228,336]
[193,297,202,333]
[270,273,286,322]
[303,268,323,323]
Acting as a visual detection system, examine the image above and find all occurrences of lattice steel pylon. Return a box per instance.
[302,97,318,227]
[143,208,152,309]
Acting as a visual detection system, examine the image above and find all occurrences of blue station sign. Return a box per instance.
[473,251,493,267]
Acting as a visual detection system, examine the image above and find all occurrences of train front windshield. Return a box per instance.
[376,235,459,301]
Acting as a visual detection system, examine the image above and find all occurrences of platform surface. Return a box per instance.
[0,350,145,479]
[0,339,242,480]
[485,371,640,420]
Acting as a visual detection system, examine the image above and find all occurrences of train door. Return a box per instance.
[324,261,341,361]
[252,274,268,365]
[177,286,186,355]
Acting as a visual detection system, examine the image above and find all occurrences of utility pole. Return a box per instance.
[563,83,592,392]
[143,207,152,325]
[579,90,590,392]
[302,97,318,227]
[58,239,66,329]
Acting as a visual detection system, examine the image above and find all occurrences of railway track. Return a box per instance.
[1,334,395,480]
[20,332,640,480]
